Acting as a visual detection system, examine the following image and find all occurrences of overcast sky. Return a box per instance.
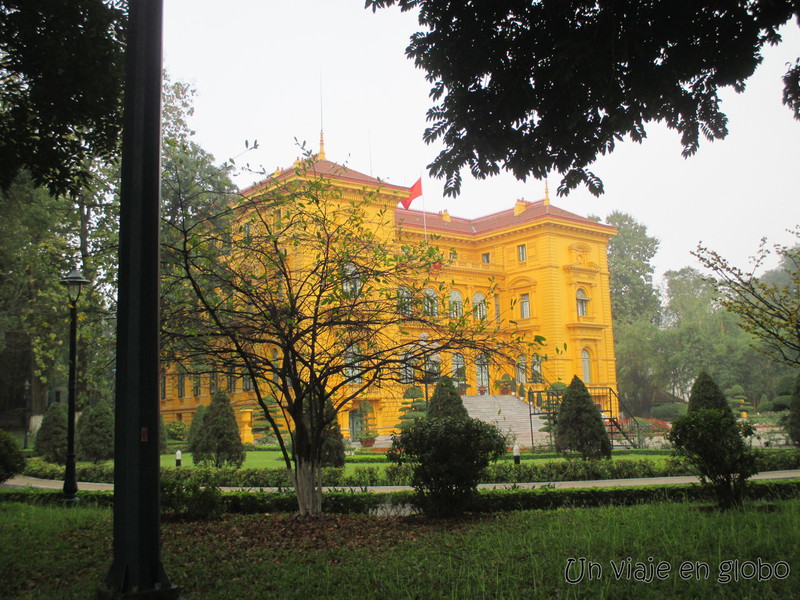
[163,0,799,280]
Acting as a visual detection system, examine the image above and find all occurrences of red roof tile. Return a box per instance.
[395,200,614,237]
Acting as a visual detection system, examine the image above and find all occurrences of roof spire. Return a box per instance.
[319,130,326,160]
[544,179,551,206]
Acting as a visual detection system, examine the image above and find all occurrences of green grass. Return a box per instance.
[1,499,797,599]
[157,450,673,474]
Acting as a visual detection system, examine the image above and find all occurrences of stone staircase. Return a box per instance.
[461,394,550,450]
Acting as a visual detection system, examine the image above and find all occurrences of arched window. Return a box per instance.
[423,288,438,316]
[397,285,412,316]
[516,355,527,385]
[576,288,589,317]
[581,349,592,383]
[475,353,489,393]
[342,263,361,297]
[449,290,463,318]
[400,351,414,385]
[451,353,466,384]
[472,292,487,320]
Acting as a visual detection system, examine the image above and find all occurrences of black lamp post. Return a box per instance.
[61,266,89,503]
[23,379,30,450]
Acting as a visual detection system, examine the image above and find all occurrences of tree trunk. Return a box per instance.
[291,455,323,516]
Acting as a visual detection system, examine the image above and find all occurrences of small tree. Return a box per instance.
[76,400,114,463]
[165,420,189,441]
[688,371,729,412]
[389,416,506,517]
[397,386,427,429]
[0,430,26,484]
[785,374,800,447]
[187,404,208,455]
[669,371,758,509]
[554,376,611,459]
[191,391,245,468]
[668,409,758,509]
[34,402,68,464]
[427,376,469,420]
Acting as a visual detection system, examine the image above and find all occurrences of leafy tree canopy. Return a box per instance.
[0,0,126,195]
[367,0,800,196]
[694,230,800,367]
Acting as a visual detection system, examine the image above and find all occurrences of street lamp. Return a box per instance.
[61,266,89,503]
[23,379,30,450]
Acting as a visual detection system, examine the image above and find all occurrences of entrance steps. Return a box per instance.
[461,394,550,450]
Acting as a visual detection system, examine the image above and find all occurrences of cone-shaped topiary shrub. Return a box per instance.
[76,399,114,463]
[688,371,730,412]
[427,376,469,420]
[191,391,245,468]
[554,376,611,459]
[35,401,68,464]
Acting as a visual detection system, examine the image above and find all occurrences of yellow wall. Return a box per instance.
[160,157,618,443]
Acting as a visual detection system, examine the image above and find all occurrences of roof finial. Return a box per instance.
[544,179,551,206]
[319,130,326,160]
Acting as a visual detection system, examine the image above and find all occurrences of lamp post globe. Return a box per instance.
[60,266,89,503]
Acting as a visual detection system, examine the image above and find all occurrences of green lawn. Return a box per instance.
[159,450,672,475]
[1,499,797,599]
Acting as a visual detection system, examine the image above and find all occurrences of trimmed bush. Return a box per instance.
[76,400,114,463]
[187,404,208,453]
[669,408,758,509]
[554,376,611,459]
[0,430,26,483]
[389,416,506,516]
[650,403,687,421]
[688,371,729,412]
[427,376,469,419]
[161,478,222,520]
[34,402,68,464]
[786,374,800,447]
[165,420,189,441]
[191,391,245,468]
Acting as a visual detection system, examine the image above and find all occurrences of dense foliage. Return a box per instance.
[190,392,245,469]
[0,0,126,195]
[426,376,468,419]
[367,0,799,196]
[76,400,113,463]
[787,374,800,446]
[0,430,25,483]
[669,372,758,509]
[34,401,67,464]
[388,416,506,516]
[554,376,611,459]
[688,371,730,412]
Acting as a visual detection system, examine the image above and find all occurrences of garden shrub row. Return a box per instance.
[21,449,800,488]
[3,479,798,518]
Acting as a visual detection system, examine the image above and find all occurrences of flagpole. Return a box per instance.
[420,173,428,243]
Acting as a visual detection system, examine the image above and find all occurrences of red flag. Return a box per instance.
[401,177,422,209]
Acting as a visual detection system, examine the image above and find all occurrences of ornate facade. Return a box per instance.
[160,152,618,442]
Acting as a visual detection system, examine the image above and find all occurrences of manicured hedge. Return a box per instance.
[3,479,798,517]
[21,449,800,489]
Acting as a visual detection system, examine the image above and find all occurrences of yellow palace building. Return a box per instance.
[159,149,619,443]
